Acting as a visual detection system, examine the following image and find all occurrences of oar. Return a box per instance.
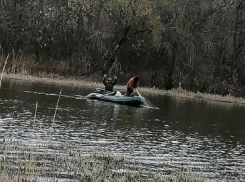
[136,89,142,97]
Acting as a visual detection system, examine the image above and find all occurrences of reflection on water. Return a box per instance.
[0,79,245,181]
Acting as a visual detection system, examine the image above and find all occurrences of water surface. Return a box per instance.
[0,79,245,181]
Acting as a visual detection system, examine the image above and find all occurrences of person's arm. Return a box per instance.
[113,76,117,86]
[102,74,107,85]
[133,79,139,89]
[131,82,136,89]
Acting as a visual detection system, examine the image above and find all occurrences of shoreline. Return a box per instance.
[3,73,245,105]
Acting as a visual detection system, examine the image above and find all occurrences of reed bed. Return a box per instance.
[0,137,210,182]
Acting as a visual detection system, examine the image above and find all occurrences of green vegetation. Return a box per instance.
[0,0,245,96]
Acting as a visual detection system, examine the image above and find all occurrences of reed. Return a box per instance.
[0,141,210,182]
[51,88,62,129]
[0,54,9,89]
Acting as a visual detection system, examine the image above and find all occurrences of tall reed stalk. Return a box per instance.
[49,88,62,134]
[33,102,38,131]
[0,53,9,89]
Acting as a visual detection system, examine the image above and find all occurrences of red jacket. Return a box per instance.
[127,77,138,90]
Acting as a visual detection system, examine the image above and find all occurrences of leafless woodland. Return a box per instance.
[1,0,245,96]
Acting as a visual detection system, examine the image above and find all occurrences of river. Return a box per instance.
[0,79,245,181]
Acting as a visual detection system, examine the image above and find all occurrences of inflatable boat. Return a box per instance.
[86,88,145,107]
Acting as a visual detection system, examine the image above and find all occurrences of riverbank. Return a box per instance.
[3,73,245,105]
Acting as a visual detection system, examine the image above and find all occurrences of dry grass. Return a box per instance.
[4,73,101,88]
[0,139,209,182]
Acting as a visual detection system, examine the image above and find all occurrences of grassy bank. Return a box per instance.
[3,73,245,105]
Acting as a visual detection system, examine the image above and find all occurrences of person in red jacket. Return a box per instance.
[126,76,139,96]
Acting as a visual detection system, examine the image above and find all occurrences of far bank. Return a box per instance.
[3,73,245,106]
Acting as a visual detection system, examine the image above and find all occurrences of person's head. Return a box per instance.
[107,78,113,84]
[134,76,139,82]
[134,77,139,87]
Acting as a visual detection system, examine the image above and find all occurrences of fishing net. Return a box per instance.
[136,91,158,109]
[142,97,159,109]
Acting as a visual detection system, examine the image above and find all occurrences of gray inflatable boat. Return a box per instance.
[86,89,144,107]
